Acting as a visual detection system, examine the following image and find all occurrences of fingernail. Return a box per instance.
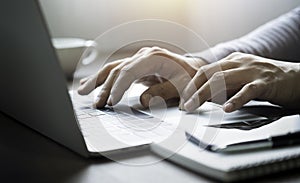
[77,86,84,94]
[223,102,234,112]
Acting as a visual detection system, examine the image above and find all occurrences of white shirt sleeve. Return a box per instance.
[186,7,300,63]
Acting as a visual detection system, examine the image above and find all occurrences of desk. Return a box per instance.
[1,112,300,183]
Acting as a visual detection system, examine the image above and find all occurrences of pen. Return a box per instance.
[185,131,300,153]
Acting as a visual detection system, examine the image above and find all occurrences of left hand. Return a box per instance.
[78,47,206,108]
[180,52,300,112]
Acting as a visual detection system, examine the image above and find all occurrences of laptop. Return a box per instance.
[3,1,300,181]
[0,0,193,158]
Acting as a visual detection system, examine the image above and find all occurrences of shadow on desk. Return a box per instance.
[0,111,108,183]
[1,111,300,183]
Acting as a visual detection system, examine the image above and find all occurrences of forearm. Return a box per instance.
[189,7,300,63]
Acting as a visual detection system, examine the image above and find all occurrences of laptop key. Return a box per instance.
[77,113,91,119]
[89,111,106,116]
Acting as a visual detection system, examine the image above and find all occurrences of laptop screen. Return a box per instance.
[0,0,89,156]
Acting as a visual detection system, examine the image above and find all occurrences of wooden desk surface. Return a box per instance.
[1,112,300,183]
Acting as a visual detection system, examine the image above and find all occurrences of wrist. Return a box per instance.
[186,56,208,69]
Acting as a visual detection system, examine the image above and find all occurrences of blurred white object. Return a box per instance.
[52,38,97,78]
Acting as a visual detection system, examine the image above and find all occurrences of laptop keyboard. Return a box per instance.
[73,103,175,145]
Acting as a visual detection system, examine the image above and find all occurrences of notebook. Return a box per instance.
[151,110,300,182]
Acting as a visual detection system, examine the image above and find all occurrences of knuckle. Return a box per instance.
[261,70,277,81]
[137,47,151,53]
[226,52,255,63]
[146,46,167,56]
[110,67,122,77]
[245,83,258,92]
[226,52,243,59]
[151,46,162,52]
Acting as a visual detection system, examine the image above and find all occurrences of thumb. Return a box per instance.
[140,81,179,107]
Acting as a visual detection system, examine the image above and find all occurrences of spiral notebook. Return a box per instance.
[151,113,300,182]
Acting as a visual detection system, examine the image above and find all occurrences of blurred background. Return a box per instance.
[39,0,300,78]
[40,0,300,52]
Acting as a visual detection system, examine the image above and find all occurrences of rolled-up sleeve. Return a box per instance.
[187,6,300,63]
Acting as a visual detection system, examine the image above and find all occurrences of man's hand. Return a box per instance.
[181,52,300,113]
[78,47,207,108]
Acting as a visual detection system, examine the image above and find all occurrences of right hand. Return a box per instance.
[181,52,300,112]
[77,47,207,108]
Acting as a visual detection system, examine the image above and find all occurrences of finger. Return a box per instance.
[180,65,224,110]
[136,47,152,55]
[109,48,198,105]
[223,81,266,112]
[183,82,211,112]
[93,48,156,105]
[77,60,123,95]
[183,68,255,112]
[180,60,237,106]
[216,67,256,90]
[77,74,98,95]
[79,76,90,85]
[140,80,179,107]
[94,62,131,108]
[109,54,176,105]
[180,67,209,108]
[78,47,152,95]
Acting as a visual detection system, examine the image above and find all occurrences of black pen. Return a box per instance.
[185,131,300,153]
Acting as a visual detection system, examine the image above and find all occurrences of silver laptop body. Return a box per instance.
[0,0,173,157]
